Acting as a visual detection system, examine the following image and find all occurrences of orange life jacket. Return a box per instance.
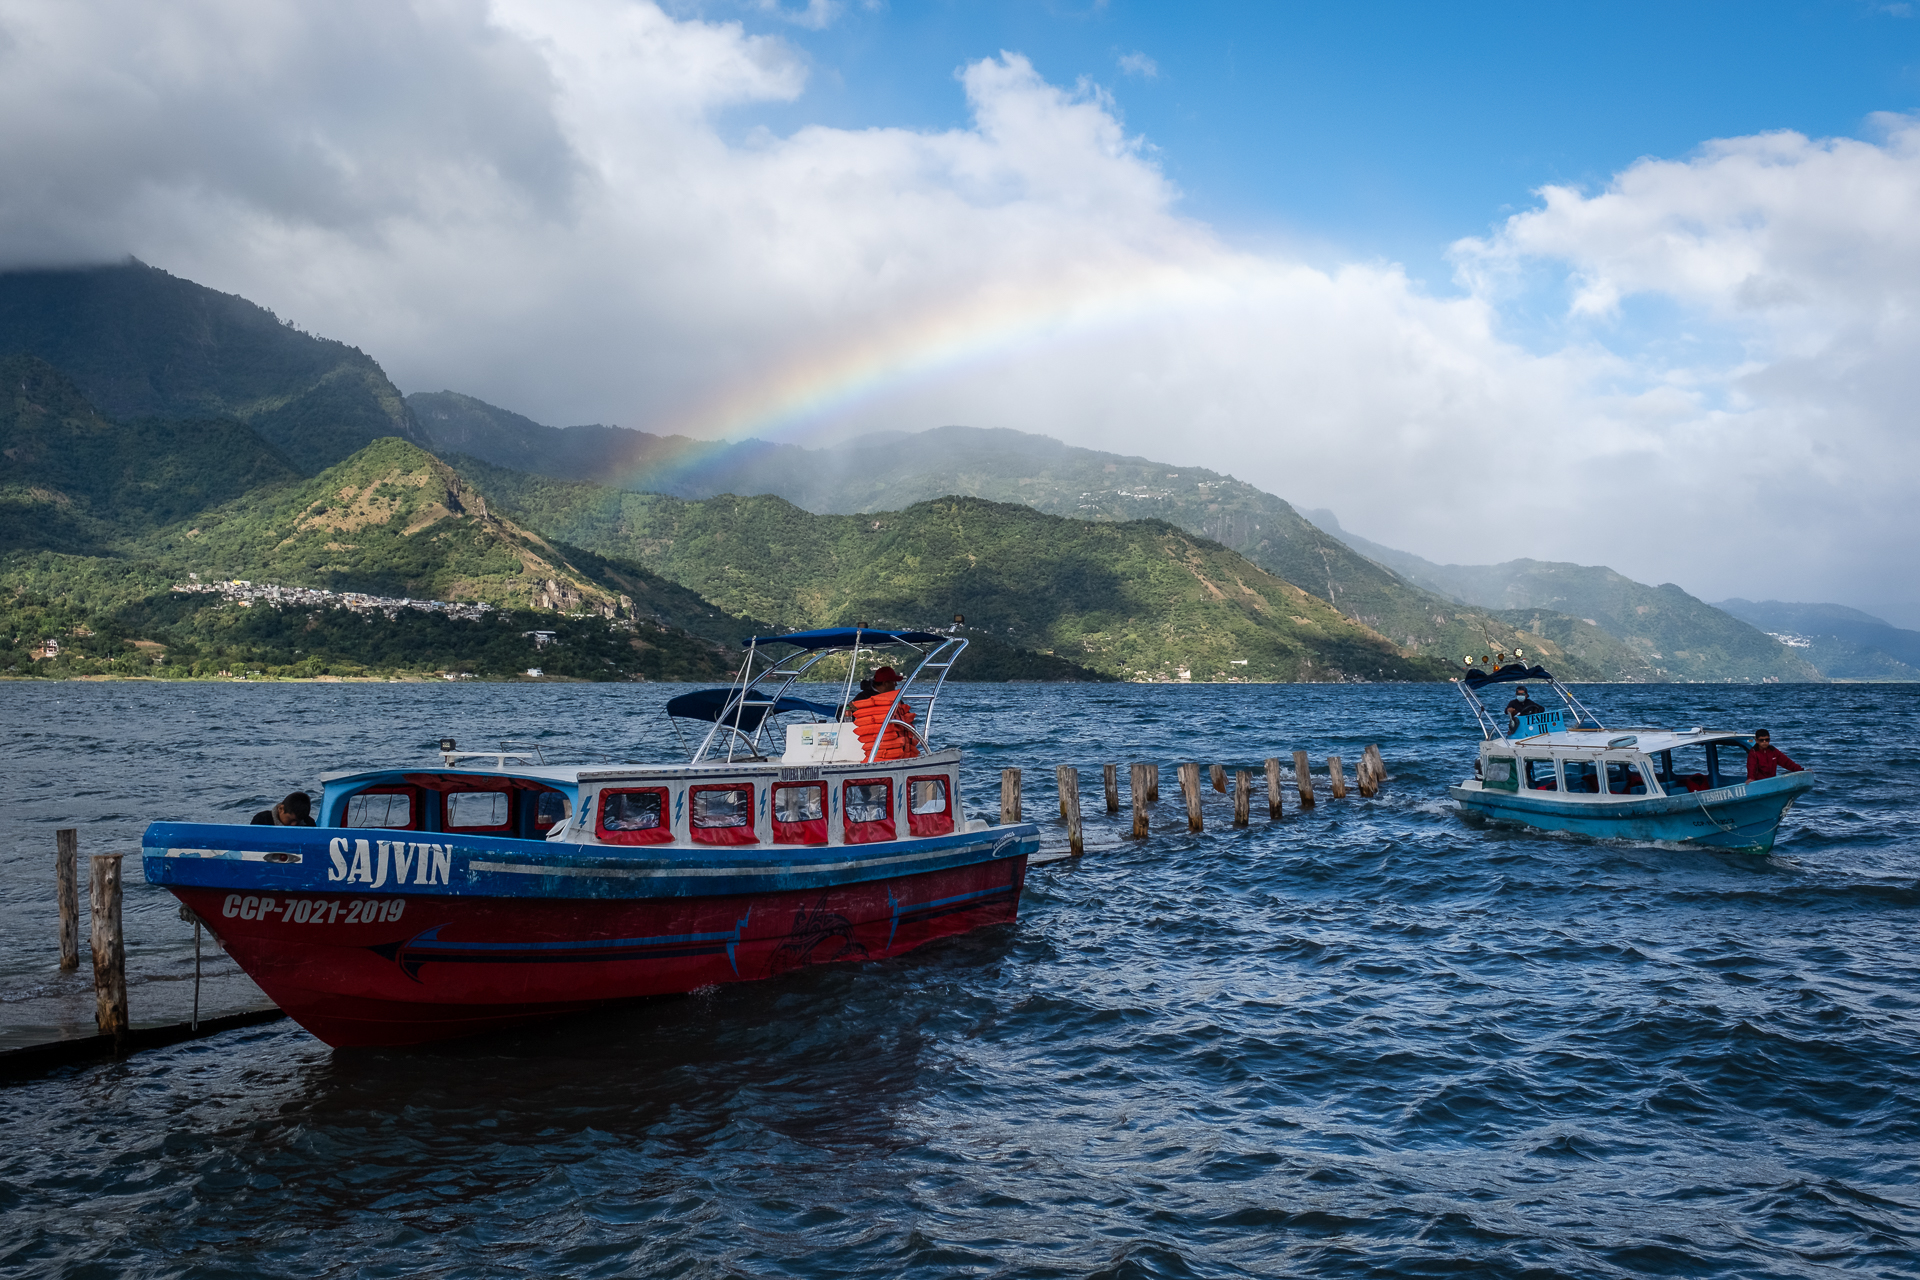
[851,688,918,760]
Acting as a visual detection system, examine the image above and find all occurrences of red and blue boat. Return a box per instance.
[141,629,1037,1048]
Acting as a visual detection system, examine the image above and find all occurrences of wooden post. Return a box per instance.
[1178,762,1204,832]
[56,827,79,971]
[1146,764,1160,804]
[1103,763,1119,814]
[1058,765,1083,856]
[1293,750,1316,809]
[89,854,127,1053]
[1360,744,1386,797]
[1264,758,1284,820]
[1210,763,1227,793]
[1233,769,1251,827]
[1130,763,1150,838]
[1000,768,1022,825]
[1329,755,1348,799]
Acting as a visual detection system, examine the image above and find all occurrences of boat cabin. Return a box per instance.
[317,627,981,850]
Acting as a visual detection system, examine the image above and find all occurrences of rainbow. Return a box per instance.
[610,255,1249,491]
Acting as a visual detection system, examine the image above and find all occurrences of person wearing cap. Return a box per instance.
[1503,685,1545,734]
[851,666,919,760]
[1745,730,1803,782]
[252,791,316,826]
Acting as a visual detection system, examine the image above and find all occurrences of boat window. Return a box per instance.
[844,779,895,845]
[446,790,511,831]
[909,778,949,815]
[1524,758,1558,791]
[771,782,828,846]
[533,791,570,831]
[773,784,824,823]
[344,789,414,829]
[597,787,674,846]
[1659,744,1712,793]
[846,783,890,823]
[1707,740,1751,789]
[1484,756,1518,792]
[690,784,759,846]
[1563,760,1600,794]
[1606,761,1649,796]
[906,775,955,837]
[692,786,752,828]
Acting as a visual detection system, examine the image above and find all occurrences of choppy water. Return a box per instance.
[3,680,1918,1278]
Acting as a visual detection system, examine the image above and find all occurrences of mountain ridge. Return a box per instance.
[1,261,425,469]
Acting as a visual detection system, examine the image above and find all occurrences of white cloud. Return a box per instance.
[1116,50,1158,79]
[0,0,1914,621]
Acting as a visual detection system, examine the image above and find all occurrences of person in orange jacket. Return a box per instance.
[851,666,919,760]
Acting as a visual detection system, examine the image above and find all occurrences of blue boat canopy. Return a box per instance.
[744,627,948,651]
[664,688,840,730]
[1462,662,1555,691]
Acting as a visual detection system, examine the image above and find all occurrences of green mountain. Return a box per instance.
[413,405,1642,679]
[409,390,734,489]
[0,361,755,679]
[2,354,301,554]
[1303,510,1821,683]
[441,456,1456,683]
[1714,599,1920,681]
[1,261,422,469]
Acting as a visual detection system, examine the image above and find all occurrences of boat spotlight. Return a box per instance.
[440,737,457,752]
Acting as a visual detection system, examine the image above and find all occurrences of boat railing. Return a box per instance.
[686,627,967,765]
[1455,665,1606,741]
[863,636,966,764]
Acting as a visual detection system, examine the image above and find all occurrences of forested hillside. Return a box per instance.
[444,458,1495,683]
[0,262,423,468]
[416,405,1632,678]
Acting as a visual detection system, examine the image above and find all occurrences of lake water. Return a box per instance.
[3,680,1917,1278]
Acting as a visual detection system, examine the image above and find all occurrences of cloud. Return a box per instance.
[1116,50,1158,79]
[0,0,1914,621]
[747,0,843,31]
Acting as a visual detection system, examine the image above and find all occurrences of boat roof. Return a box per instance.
[1461,662,1554,690]
[1490,727,1754,752]
[664,688,840,728]
[745,627,949,651]
[318,748,965,789]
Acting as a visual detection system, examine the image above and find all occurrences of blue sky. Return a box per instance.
[736,0,1920,279]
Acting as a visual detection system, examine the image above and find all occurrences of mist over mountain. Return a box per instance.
[1304,509,1827,684]
[1715,599,1920,681]
[415,393,1804,683]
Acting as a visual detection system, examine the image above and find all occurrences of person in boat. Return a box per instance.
[839,676,877,721]
[251,792,316,827]
[1746,730,1804,781]
[851,666,919,760]
[1503,686,1546,734]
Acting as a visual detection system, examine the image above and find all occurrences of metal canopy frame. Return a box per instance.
[1454,665,1605,741]
[684,629,970,764]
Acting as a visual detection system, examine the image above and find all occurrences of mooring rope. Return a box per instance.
[1693,787,1740,834]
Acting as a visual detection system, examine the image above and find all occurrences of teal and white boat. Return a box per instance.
[1447,659,1813,853]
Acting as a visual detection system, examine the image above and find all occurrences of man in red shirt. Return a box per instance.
[1746,730,1804,781]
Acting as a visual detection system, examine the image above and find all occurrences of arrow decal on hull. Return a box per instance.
[370,911,753,982]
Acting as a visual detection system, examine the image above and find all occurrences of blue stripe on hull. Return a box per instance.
[142,822,1041,900]
[1449,772,1813,853]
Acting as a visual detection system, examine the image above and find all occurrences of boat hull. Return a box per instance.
[144,822,1034,1048]
[1449,771,1813,852]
